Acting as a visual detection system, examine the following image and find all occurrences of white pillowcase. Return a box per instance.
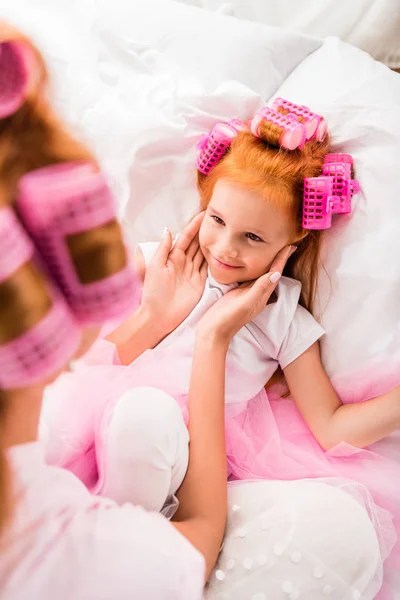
[180,0,400,70]
[274,38,400,402]
[87,0,321,241]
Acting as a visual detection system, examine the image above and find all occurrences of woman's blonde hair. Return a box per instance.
[0,25,125,534]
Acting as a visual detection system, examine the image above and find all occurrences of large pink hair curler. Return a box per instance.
[251,106,307,150]
[272,97,324,141]
[322,153,360,214]
[0,207,81,389]
[196,119,247,175]
[0,40,29,119]
[303,153,360,230]
[302,176,337,230]
[17,162,141,324]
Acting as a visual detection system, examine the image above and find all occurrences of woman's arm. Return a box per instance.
[108,304,172,366]
[105,248,147,350]
[172,333,229,580]
[284,342,400,450]
[172,246,293,581]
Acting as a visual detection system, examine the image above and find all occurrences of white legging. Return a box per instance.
[102,387,382,600]
[101,387,189,512]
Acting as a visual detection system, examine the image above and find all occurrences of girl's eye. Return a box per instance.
[212,215,225,225]
[246,232,263,243]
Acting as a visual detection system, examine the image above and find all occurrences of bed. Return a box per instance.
[175,0,400,70]
[2,0,399,596]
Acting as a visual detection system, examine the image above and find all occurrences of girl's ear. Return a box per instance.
[292,229,309,244]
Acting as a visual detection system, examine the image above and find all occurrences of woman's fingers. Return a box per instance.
[192,245,205,272]
[241,245,294,308]
[173,212,205,253]
[150,228,173,269]
[186,234,201,262]
[269,245,294,276]
[200,260,208,279]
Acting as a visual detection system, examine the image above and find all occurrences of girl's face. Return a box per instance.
[199,179,293,285]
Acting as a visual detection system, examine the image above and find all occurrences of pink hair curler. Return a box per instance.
[0,207,81,389]
[17,162,141,324]
[228,118,248,133]
[315,117,328,142]
[272,97,321,140]
[0,41,29,119]
[322,153,360,214]
[303,153,360,229]
[251,106,307,150]
[302,176,338,230]
[196,119,246,175]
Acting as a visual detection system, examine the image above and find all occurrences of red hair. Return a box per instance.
[198,129,332,313]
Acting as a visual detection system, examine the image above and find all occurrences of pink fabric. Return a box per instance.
[225,388,400,600]
[17,162,141,325]
[43,342,399,559]
[41,254,399,598]
[1,441,204,600]
[0,206,81,389]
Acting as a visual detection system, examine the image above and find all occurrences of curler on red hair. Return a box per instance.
[196,119,247,175]
[303,153,360,229]
[251,106,307,150]
[272,97,322,141]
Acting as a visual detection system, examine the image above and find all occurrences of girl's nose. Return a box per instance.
[216,232,239,259]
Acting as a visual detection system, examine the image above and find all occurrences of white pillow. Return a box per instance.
[184,0,400,70]
[86,0,321,242]
[274,37,400,402]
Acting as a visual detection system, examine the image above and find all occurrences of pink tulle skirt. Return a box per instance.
[224,389,400,599]
[42,339,400,599]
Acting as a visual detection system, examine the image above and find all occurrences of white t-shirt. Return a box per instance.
[0,442,204,600]
[138,242,325,404]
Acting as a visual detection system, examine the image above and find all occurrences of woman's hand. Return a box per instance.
[198,245,294,344]
[141,212,208,336]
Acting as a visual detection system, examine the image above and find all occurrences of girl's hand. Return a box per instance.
[198,245,294,344]
[141,212,208,335]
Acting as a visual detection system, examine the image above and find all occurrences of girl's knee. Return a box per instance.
[108,387,188,456]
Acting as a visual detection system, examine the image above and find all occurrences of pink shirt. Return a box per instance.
[0,442,204,600]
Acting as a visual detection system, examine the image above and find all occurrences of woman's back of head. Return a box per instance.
[0,24,135,535]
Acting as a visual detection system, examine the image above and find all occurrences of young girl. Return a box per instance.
[43,102,400,594]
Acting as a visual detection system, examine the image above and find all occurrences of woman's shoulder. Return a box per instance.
[6,442,204,600]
